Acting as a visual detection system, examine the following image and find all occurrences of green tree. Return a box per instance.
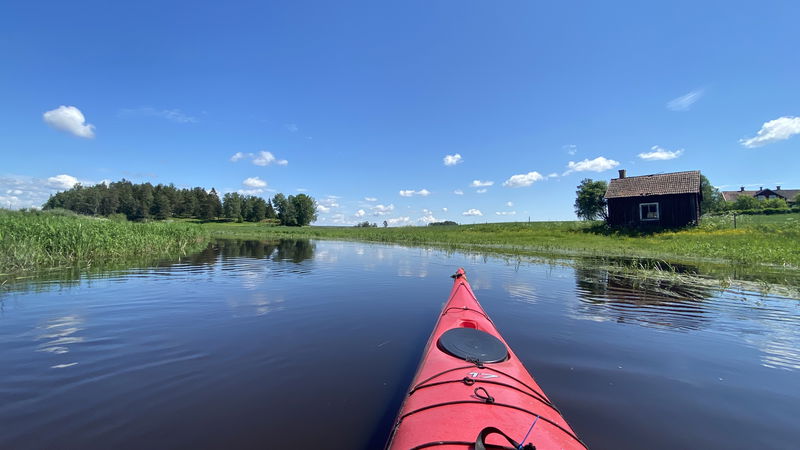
[272,193,297,226]
[733,195,760,211]
[291,194,317,226]
[699,174,723,214]
[249,197,267,222]
[574,178,608,220]
[223,193,243,220]
[152,188,172,220]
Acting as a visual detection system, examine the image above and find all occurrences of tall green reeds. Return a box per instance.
[0,209,208,273]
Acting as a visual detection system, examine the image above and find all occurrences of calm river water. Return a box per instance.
[1,239,799,449]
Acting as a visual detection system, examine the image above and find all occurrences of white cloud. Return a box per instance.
[462,209,483,216]
[476,188,487,194]
[318,197,340,208]
[453,189,464,195]
[120,107,196,123]
[286,123,299,132]
[47,174,79,190]
[372,204,395,215]
[667,89,704,111]
[399,189,430,197]
[355,209,366,218]
[638,145,684,161]
[442,207,448,212]
[506,201,514,207]
[470,180,494,187]
[317,204,331,213]
[740,116,800,148]
[496,211,517,216]
[237,188,264,195]
[547,173,559,178]
[242,177,267,188]
[443,153,463,166]
[564,144,577,155]
[564,156,619,175]
[418,213,441,224]
[503,171,544,188]
[387,216,411,226]
[296,188,308,192]
[364,197,377,202]
[253,151,288,166]
[231,151,288,166]
[43,106,95,138]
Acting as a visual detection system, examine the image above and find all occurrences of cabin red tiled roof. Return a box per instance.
[605,170,701,199]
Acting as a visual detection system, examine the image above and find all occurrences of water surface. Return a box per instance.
[1,239,798,449]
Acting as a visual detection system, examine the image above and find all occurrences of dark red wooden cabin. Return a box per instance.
[605,170,702,228]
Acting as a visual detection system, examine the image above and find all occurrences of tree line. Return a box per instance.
[43,180,317,226]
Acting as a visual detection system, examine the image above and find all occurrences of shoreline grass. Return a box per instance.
[0,209,208,275]
[198,214,800,282]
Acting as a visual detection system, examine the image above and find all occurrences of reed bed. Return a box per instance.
[0,209,208,274]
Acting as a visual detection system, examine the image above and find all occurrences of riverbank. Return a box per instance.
[0,209,208,275]
[199,215,800,278]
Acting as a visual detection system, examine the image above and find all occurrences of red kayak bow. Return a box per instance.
[386,268,586,450]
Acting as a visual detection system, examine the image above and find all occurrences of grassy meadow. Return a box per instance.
[199,213,800,269]
[0,209,208,275]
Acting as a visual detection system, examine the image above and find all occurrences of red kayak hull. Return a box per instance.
[386,269,585,450]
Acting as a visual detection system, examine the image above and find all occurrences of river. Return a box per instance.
[1,239,798,449]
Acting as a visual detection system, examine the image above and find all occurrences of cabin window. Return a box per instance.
[639,202,659,221]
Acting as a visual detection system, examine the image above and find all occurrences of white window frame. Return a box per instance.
[639,202,659,221]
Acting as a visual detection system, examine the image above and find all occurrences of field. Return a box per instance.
[0,209,208,275]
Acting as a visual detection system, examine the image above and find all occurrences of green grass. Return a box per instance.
[198,213,800,269]
[0,209,208,274]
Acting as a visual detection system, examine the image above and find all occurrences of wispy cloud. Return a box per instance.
[399,189,431,197]
[354,209,366,218]
[495,211,516,216]
[502,171,544,188]
[462,208,483,216]
[476,188,487,194]
[563,144,577,155]
[667,89,704,111]
[638,145,684,161]
[506,201,514,207]
[120,107,197,123]
[43,106,95,138]
[443,153,463,166]
[1,174,103,209]
[286,123,299,132]
[371,204,395,215]
[470,180,494,187]
[740,116,800,148]
[230,151,288,166]
[364,197,377,202]
[563,156,619,175]
[453,189,464,195]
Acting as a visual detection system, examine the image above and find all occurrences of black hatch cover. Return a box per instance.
[437,327,508,363]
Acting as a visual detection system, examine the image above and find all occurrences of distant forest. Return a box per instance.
[43,180,317,226]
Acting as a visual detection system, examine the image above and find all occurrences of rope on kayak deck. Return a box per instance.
[518,415,540,449]
[441,305,492,321]
[408,362,555,411]
[396,401,587,449]
[409,376,561,414]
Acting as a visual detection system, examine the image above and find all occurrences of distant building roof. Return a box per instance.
[720,187,800,202]
[605,170,701,199]
[721,190,757,202]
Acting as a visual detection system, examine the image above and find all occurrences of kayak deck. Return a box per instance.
[386,269,585,450]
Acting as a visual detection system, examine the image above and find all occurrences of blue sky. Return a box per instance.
[2,0,798,225]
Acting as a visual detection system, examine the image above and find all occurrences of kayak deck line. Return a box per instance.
[385,268,586,450]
